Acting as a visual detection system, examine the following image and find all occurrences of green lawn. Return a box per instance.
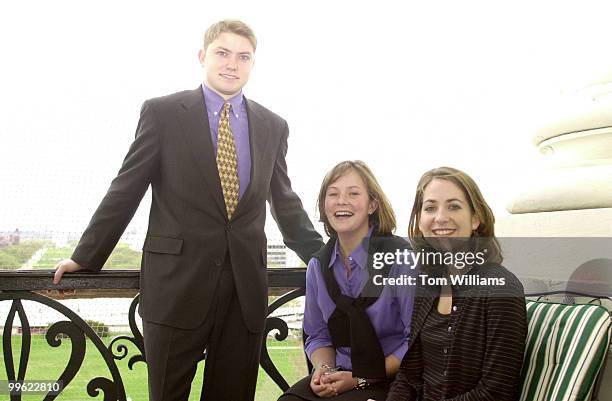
[34,243,142,270]
[0,241,50,270]
[0,241,142,270]
[0,334,306,401]
[33,246,73,269]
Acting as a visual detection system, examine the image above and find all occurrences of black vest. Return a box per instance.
[312,234,410,379]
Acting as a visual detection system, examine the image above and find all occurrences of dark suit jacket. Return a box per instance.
[72,87,323,332]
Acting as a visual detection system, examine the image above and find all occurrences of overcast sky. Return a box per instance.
[2,0,611,239]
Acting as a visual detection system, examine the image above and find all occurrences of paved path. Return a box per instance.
[20,247,48,270]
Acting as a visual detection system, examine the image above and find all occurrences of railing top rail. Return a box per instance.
[0,268,307,291]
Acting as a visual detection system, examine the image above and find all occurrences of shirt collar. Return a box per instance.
[328,226,374,271]
[201,83,244,117]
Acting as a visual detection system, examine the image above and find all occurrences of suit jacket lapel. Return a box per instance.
[232,98,270,217]
[177,87,226,217]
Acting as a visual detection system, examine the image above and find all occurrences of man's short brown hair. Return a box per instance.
[203,19,257,52]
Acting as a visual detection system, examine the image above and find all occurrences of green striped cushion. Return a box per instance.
[520,301,611,401]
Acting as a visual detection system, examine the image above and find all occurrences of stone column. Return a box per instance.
[498,71,612,236]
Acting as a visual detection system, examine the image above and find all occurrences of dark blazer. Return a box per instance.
[386,263,527,401]
[72,87,323,332]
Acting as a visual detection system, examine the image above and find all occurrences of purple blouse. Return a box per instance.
[304,233,415,371]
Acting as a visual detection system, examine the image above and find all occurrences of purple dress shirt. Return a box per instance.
[202,84,251,200]
[304,231,415,371]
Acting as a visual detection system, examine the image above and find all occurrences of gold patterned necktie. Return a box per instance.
[216,101,239,219]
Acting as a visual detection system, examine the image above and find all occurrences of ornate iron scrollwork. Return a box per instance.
[45,320,86,401]
[1,270,309,397]
[107,294,146,370]
[107,293,209,369]
[106,289,305,391]
[87,377,118,401]
[3,299,30,401]
[260,288,305,391]
[0,291,127,401]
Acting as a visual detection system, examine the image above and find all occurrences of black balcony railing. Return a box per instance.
[0,269,306,400]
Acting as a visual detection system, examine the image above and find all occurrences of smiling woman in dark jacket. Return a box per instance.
[382,167,527,401]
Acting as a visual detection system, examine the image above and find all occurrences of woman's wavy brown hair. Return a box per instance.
[408,166,502,264]
[318,160,396,238]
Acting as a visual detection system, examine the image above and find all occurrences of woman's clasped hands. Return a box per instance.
[310,366,357,398]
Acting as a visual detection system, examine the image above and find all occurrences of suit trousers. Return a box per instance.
[143,265,264,401]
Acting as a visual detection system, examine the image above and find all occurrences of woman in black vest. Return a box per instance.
[280,160,415,401]
[382,167,527,401]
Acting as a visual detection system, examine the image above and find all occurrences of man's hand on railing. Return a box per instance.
[53,259,84,284]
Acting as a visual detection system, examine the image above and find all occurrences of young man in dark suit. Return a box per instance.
[54,19,323,401]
